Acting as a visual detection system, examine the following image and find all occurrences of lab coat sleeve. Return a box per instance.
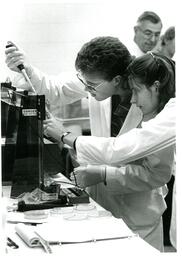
[104,147,174,194]
[13,66,88,106]
[76,98,175,165]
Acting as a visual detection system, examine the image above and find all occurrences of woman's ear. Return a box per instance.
[153,80,160,92]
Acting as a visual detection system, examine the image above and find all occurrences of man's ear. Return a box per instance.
[113,75,122,87]
[134,26,138,33]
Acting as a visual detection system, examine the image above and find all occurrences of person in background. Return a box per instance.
[44,52,175,251]
[155,26,175,59]
[129,11,162,57]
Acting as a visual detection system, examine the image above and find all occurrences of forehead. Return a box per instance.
[81,71,106,82]
[129,76,144,89]
[140,20,162,32]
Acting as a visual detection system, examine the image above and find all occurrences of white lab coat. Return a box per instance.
[13,68,175,146]
[83,111,174,251]
[127,40,145,58]
[13,68,175,251]
[76,98,175,165]
[13,67,113,137]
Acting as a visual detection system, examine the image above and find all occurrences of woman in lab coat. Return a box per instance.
[6,40,175,250]
[45,53,175,251]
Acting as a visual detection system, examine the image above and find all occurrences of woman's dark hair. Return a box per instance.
[75,36,132,81]
[127,52,175,112]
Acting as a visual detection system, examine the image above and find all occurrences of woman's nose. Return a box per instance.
[130,93,136,104]
[84,85,90,92]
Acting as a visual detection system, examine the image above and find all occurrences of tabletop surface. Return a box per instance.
[1,184,159,255]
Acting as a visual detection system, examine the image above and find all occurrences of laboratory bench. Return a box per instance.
[1,183,159,255]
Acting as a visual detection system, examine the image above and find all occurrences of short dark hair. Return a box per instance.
[137,11,162,25]
[75,36,132,81]
[161,26,175,45]
[127,52,175,113]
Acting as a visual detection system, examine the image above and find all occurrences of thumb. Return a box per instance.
[74,165,87,172]
[45,106,53,119]
[7,41,18,50]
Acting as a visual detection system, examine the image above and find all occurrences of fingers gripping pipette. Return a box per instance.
[6,42,36,93]
[6,42,52,118]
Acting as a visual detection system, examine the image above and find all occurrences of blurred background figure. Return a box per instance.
[155,26,175,59]
[129,11,162,57]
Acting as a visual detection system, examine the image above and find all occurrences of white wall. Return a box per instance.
[0,0,177,81]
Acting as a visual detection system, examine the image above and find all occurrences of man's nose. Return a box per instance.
[150,34,157,43]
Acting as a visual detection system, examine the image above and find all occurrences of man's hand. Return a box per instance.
[70,165,106,188]
[5,41,29,73]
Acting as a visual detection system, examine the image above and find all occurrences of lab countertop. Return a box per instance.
[2,185,159,255]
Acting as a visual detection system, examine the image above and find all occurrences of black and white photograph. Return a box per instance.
[0,0,178,255]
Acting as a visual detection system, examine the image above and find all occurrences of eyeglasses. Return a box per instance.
[76,73,107,92]
[138,27,161,39]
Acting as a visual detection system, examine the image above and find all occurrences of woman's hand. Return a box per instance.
[70,165,106,188]
[43,115,66,142]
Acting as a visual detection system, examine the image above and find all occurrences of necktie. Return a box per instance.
[111,95,131,137]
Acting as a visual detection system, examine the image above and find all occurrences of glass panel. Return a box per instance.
[1,86,45,198]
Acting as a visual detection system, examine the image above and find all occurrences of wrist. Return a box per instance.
[26,65,34,79]
[60,132,78,150]
[60,132,71,143]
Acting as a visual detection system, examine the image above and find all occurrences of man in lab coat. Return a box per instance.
[5,38,175,251]
[5,37,133,139]
[128,11,162,57]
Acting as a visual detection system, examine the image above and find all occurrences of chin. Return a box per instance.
[95,97,103,101]
[94,96,108,101]
[145,46,155,52]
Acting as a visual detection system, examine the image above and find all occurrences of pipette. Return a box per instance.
[6,42,52,118]
[6,42,36,93]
